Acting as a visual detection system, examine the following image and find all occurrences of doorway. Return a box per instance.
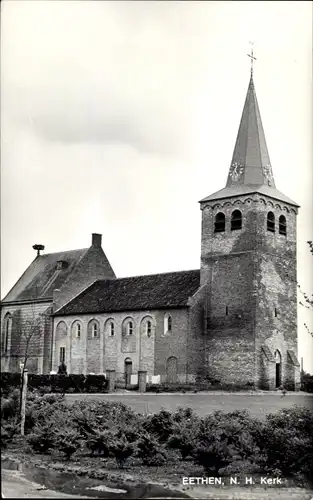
[166,356,178,384]
[274,350,282,388]
[124,358,132,388]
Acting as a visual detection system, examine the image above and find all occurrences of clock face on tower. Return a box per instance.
[229,162,244,182]
[262,164,274,186]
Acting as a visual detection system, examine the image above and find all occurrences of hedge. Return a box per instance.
[1,372,108,395]
[301,372,313,393]
[146,382,256,393]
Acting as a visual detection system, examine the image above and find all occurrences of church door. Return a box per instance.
[275,350,282,388]
[166,356,178,384]
[124,358,132,388]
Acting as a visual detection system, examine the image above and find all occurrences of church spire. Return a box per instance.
[226,52,275,189]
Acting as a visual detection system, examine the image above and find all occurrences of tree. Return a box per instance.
[298,241,313,338]
[16,292,45,432]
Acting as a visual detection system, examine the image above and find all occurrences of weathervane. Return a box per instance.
[247,41,256,76]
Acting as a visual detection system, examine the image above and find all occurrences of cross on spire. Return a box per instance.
[247,42,256,76]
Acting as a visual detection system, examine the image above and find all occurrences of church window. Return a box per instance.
[275,308,278,318]
[225,306,229,316]
[76,323,81,338]
[110,322,115,336]
[267,212,275,232]
[146,320,152,337]
[128,321,133,335]
[167,315,172,332]
[88,320,100,339]
[71,320,82,339]
[2,313,12,354]
[279,215,287,236]
[231,210,242,231]
[163,314,172,334]
[59,347,65,364]
[214,213,225,233]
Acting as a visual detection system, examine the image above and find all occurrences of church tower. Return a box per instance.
[199,64,300,390]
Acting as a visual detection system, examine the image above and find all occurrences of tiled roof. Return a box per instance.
[2,249,88,302]
[55,269,201,315]
[200,184,299,207]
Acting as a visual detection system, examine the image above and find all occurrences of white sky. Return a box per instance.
[1,1,312,372]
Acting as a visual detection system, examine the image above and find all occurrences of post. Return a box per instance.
[106,369,116,393]
[138,370,147,393]
[20,369,28,436]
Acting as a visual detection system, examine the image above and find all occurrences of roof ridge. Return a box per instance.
[41,248,89,258]
[97,269,200,283]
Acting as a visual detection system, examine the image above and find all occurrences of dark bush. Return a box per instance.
[261,406,313,480]
[136,433,168,465]
[108,431,135,468]
[1,421,19,448]
[1,372,108,395]
[142,409,174,442]
[301,372,313,393]
[86,429,112,456]
[1,389,20,420]
[0,372,21,396]
[54,427,82,460]
[193,410,264,475]
[27,424,56,453]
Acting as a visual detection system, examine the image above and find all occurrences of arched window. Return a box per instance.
[146,320,152,337]
[267,212,275,232]
[231,210,242,231]
[71,321,82,339]
[214,212,225,233]
[92,323,98,337]
[110,322,115,336]
[88,320,100,339]
[55,321,68,340]
[168,316,172,331]
[127,321,133,335]
[2,313,12,354]
[164,314,172,334]
[278,215,287,236]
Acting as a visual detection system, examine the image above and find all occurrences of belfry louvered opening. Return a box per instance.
[231,210,242,231]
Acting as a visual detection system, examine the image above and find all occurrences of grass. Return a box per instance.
[64,392,313,419]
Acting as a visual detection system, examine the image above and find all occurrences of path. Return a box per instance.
[64,392,313,418]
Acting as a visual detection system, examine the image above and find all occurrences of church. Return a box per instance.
[0,69,301,391]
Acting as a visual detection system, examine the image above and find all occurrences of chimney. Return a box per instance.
[92,233,102,247]
[33,244,45,256]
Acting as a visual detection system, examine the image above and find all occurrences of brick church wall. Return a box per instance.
[1,301,51,374]
[200,194,300,389]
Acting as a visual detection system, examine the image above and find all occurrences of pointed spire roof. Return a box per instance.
[226,74,274,188]
[200,73,298,207]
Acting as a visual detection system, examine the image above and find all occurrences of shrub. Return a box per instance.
[1,421,19,448]
[1,373,109,395]
[108,431,135,468]
[193,410,264,475]
[54,427,82,460]
[1,372,21,396]
[301,372,313,393]
[167,407,201,459]
[86,429,112,456]
[262,407,313,479]
[27,424,56,453]
[136,433,168,466]
[142,409,174,442]
[1,394,19,421]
